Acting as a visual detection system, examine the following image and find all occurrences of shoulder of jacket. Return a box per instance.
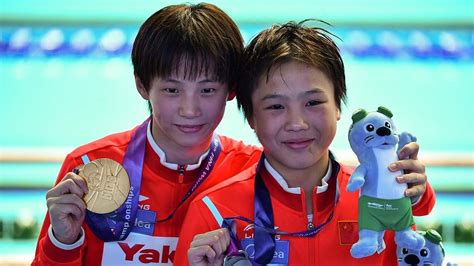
[198,164,257,199]
[218,135,262,156]
[67,126,137,160]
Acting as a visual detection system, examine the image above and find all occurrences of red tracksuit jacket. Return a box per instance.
[175,158,436,265]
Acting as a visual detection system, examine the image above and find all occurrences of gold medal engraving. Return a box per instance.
[78,158,131,214]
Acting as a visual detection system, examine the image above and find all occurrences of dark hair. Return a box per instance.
[237,20,347,120]
[132,3,243,94]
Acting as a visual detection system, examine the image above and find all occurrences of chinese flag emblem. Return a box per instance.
[338,221,358,245]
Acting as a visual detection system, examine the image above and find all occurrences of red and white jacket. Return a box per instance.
[33,122,262,265]
[175,157,436,265]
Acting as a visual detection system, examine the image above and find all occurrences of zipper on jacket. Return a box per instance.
[178,165,185,183]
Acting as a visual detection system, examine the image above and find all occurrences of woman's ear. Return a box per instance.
[135,76,149,100]
[336,108,341,121]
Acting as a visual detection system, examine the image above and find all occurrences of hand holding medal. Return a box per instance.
[75,158,131,214]
[45,168,89,244]
[46,158,132,244]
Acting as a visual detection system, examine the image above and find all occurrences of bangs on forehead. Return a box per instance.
[256,56,293,88]
[155,51,224,81]
[262,56,332,87]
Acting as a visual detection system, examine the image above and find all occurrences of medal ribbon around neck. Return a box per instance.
[83,118,222,241]
[84,117,149,241]
[222,154,340,265]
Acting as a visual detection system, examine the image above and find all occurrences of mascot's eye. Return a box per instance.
[402,248,409,255]
[420,248,429,257]
[385,121,391,128]
[365,124,375,132]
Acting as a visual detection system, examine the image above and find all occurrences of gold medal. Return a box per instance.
[77,158,131,214]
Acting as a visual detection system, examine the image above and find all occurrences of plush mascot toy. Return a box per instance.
[397,229,445,266]
[346,106,426,258]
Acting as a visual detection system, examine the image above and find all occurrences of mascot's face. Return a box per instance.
[396,233,445,266]
[349,111,399,154]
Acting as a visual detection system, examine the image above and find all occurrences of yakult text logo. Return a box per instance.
[102,233,178,265]
[118,243,174,263]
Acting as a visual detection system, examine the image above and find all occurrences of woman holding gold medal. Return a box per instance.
[32,3,261,265]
